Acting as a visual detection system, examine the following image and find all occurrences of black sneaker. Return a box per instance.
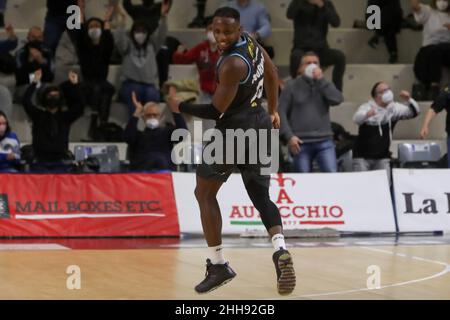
[195,259,236,294]
[273,249,296,295]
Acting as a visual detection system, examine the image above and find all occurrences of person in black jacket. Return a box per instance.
[22,69,84,171]
[74,16,115,140]
[287,0,346,91]
[124,91,186,171]
[15,26,54,101]
[366,0,403,64]
[123,0,172,34]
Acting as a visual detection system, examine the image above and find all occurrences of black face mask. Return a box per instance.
[45,95,63,110]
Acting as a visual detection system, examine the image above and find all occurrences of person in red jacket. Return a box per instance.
[172,17,219,104]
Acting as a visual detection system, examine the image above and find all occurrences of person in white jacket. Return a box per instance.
[352,82,420,179]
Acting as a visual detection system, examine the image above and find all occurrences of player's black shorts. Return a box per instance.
[196,108,274,187]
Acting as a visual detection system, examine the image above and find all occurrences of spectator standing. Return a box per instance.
[115,1,170,118]
[353,82,420,178]
[74,14,115,140]
[188,0,208,28]
[287,0,346,92]
[279,52,343,173]
[22,70,84,171]
[366,0,403,63]
[15,27,54,101]
[411,0,450,100]
[172,17,219,103]
[44,0,85,57]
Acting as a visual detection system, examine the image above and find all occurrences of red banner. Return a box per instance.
[0,173,180,237]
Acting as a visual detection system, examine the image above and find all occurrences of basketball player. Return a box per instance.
[167,7,296,295]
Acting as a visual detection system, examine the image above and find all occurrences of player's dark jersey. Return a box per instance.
[216,32,265,121]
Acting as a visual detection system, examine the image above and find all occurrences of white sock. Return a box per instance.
[272,234,286,251]
[208,245,226,265]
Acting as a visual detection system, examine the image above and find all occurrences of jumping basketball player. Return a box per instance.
[167,7,296,295]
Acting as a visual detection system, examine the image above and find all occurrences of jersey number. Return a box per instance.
[250,78,264,107]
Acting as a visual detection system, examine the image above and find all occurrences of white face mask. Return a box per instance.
[436,0,449,11]
[146,118,160,129]
[304,63,318,79]
[0,124,6,136]
[134,32,147,45]
[206,31,216,44]
[88,28,102,40]
[381,90,394,104]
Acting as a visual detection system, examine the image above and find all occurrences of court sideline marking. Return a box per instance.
[267,246,450,300]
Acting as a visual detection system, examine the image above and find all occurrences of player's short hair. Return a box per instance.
[213,7,240,22]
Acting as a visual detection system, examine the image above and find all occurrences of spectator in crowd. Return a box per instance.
[74,15,115,140]
[353,82,420,178]
[188,0,208,28]
[411,0,450,100]
[0,23,17,55]
[44,0,85,57]
[22,69,84,171]
[223,0,273,55]
[124,91,187,171]
[287,0,346,92]
[15,26,54,101]
[172,17,219,104]
[367,0,403,64]
[0,110,20,173]
[420,85,450,167]
[115,1,170,118]
[0,23,17,91]
[279,52,344,173]
[123,0,172,34]
[107,0,128,30]
[0,85,12,120]
[0,0,6,28]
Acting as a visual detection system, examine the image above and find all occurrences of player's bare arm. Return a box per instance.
[261,47,281,129]
[212,56,248,114]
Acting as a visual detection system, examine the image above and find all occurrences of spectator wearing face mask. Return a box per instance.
[22,70,84,170]
[124,91,187,171]
[15,26,54,102]
[0,110,20,173]
[353,82,420,178]
[287,0,346,92]
[74,15,115,140]
[411,0,450,100]
[115,2,170,118]
[172,17,219,103]
[279,52,344,173]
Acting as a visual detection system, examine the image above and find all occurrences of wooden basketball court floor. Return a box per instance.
[0,237,449,300]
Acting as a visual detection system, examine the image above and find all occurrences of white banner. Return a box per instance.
[173,171,396,234]
[393,169,450,232]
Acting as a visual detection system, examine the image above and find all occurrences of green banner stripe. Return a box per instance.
[230,221,264,226]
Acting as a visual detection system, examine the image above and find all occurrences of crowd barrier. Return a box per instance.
[0,170,449,237]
